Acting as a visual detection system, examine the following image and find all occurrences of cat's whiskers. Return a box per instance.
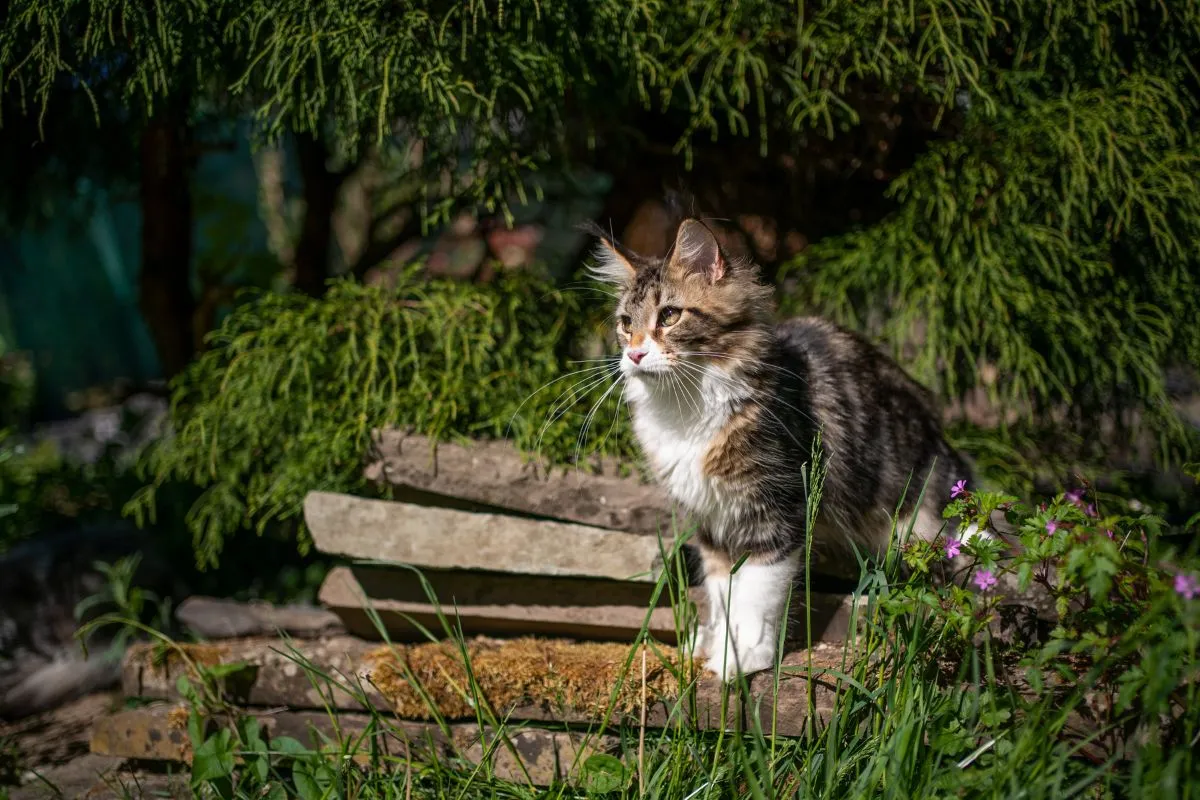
[507,363,620,441]
[596,382,629,457]
[573,372,626,472]
[534,368,621,452]
[558,282,621,301]
[668,359,719,421]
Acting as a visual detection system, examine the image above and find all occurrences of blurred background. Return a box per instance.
[1,0,1198,724]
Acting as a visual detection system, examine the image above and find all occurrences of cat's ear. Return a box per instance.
[582,221,637,285]
[669,219,725,284]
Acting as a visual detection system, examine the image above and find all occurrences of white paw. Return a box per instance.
[703,632,777,682]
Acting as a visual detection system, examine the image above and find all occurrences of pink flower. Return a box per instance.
[951,479,969,499]
[1086,503,1097,518]
[944,538,963,559]
[1045,519,1059,535]
[1175,573,1200,600]
[1065,489,1085,507]
[973,570,998,591]
[1105,530,1114,540]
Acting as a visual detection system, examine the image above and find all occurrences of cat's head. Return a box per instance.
[586,218,775,379]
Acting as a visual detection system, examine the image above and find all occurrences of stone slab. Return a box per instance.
[90,703,618,786]
[176,596,345,640]
[366,430,674,535]
[119,635,842,737]
[318,565,683,642]
[305,491,671,582]
[317,565,862,646]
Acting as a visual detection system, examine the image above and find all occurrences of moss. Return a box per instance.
[365,638,684,721]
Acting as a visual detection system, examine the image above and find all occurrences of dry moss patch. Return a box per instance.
[365,638,686,719]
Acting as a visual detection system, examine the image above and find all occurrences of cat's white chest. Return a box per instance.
[625,371,747,535]
[634,415,720,514]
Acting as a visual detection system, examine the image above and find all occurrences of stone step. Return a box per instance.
[316,565,862,646]
[305,491,672,582]
[90,702,617,786]
[120,635,843,737]
[365,430,674,535]
[318,565,683,642]
[175,596,345,640]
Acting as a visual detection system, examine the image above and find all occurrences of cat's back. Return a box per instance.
[773,315,941,420]
[771,315,968,551]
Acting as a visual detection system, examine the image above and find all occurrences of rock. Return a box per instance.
[90,704,193,764]
[6,753,134,799]
[27,392,167,468]
[175,597,344,640]
[0,651,122,724]
[89,703,618,786]
[118,634,841,737]
[304,491,669,583]
[364,430,677,536]
[318,565,680,643]
[318,566,861,647]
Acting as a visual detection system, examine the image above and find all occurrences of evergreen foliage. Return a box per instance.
[127,272,636,567]
[786,74,1200,462]
[4,1,1199,557]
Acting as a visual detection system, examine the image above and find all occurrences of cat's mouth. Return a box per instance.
[622,358,669,374]
[624,360,676,379]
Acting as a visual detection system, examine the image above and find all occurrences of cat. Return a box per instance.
[586,217,981,681]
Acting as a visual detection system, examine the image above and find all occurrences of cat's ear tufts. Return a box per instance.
[670,219,724,284]
[582,221,637,285]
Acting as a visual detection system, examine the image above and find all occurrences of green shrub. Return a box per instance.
[785,75,1200,469]
[129,269,638,568]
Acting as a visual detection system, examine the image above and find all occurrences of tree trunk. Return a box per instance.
[292,133,344,297]
[139,107,196,378]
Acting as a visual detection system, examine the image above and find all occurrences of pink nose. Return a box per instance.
[628,349,647,365]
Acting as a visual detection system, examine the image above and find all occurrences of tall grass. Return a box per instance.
[74,464,1200,799]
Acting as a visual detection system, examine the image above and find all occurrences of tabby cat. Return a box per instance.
[587,217,979,681]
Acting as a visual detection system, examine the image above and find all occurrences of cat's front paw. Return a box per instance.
[703,633,777,682]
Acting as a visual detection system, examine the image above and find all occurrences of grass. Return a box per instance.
[56,460,1200,800]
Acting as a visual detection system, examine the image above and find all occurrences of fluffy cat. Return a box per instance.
[587,217,979,681]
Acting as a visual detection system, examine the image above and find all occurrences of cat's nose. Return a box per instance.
[627,349,647,365]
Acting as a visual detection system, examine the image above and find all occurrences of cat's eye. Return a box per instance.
[658,307,682,328]
[617,315,632,335]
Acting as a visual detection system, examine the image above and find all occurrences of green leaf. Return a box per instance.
[191,729,235,784]
[270,736,310,757]
[237,716,263,747]
[204,661,252,680]
[293,765,322,800]
[176,675,199,705]
[580,753,627,794]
